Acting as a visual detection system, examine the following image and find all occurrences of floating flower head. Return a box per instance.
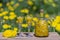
[22,24,28,28]
[17,16,23,23]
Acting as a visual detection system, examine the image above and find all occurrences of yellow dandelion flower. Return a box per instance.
[8,6,14,11]
[33,17,39,22]
[10,8,14,11]
[22,24,28,28]
[14,27,18,31]
[2,11,8,15]
[3,16,9,20]
[56,16,60,20]
[17,16,23,23]
[3,29,18,38]
[10,1,14,5]
[51,21,57,27]
[0,13,3,17]
[3,24,11,29]
[24,9,29,14]
[27,0,33,6]
[8,25,11,28]
[14,3,19,9]
[54,16,60,23]
[20,9,29,14]
[0,3,2,7]
[32,21,35,26]
[47,20,51,25]
[51,16,60,27]
[12,31,17,37]
[2,30,13,38]
[45,14,49,18]
[54,19,60,23]
[55,24,60,32]
[9,12,15,15]
[15,3,19,7]
[25,16,32,23]
[9,15,16,20]
[20,9,25,13]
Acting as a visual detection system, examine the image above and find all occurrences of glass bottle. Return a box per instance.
[35,9,49,37]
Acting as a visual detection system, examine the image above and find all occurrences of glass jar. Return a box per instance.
[35,9,49,37]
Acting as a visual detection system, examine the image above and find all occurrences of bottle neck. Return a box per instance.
[40,9,44,18]
[39,11,48,21]
[40,13,44,18]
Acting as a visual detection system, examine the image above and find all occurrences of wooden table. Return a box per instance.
[0,32,60,40]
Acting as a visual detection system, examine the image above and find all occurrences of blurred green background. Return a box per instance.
[0,0,60,32]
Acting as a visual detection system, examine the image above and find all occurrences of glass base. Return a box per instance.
[25,33,33,37]
[17,32,33,37]
[17,33,24,37]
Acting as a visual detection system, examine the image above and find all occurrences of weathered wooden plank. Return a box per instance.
[0,32,59,40]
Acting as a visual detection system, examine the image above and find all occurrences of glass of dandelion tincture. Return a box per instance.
[35,9,49,37]
[17,16,24,37]
[26,15,33,37]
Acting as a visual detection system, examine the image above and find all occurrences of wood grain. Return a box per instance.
[0,32,60,40]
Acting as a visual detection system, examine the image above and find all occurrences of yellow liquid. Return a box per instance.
[35,20,49,37]
[26,17,32,24]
